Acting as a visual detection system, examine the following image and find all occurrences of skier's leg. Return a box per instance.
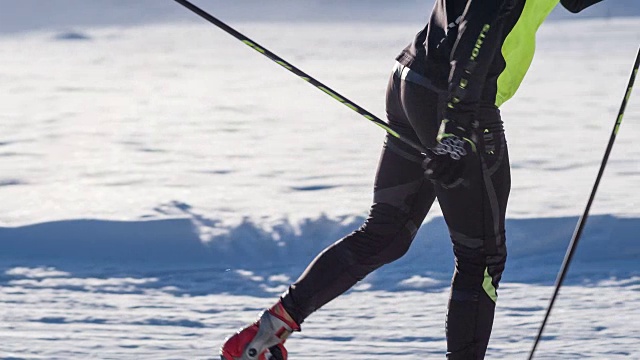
[221,68,439,359]
[280,69,439,324]
[435,109,511,360]
[220,65,446,359]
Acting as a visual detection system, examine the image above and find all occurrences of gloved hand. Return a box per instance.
[423,116,479,188]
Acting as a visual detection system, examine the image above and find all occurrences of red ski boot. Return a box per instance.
[220,302,300,360]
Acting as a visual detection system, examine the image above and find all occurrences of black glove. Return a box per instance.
[423,116,479,188]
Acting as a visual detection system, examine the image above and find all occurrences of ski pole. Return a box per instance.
[172,0,428,155]
[528,46,640,360]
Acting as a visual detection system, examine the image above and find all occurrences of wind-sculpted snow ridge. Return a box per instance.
[1,212,638,297]
[1,215,639,360]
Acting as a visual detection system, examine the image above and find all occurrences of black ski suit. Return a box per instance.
[280,0,603,358]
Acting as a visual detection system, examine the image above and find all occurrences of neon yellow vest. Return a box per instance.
[496,0,560,107]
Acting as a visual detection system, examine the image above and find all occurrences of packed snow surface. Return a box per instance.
[1,2,639,359]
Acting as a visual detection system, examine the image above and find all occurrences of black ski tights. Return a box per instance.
[281,64,510,359]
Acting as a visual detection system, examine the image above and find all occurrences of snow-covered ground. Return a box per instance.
[1,273,638,359]
[1,1,639,359]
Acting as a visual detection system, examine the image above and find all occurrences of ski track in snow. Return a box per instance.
[0,9,639,360]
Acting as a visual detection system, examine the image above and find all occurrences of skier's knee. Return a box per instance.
[450,231,507,266]
[450,231,507,300]
[340,219,415,275]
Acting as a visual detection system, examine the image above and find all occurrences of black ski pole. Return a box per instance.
[528,46,640,360]
[173,0,427,155]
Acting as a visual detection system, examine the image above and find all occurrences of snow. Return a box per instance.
[1,1,639,359]
[1,275,639,359]
[1,0,639,33]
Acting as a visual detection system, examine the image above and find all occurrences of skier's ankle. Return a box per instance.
[268,302,299,332]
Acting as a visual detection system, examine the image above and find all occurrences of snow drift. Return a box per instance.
[1,213,638,292]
